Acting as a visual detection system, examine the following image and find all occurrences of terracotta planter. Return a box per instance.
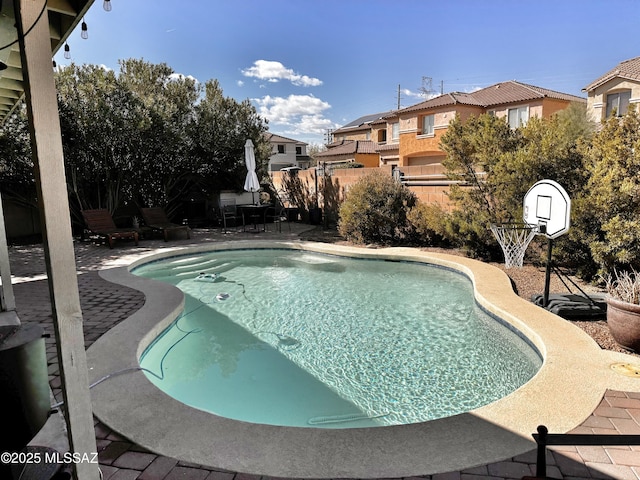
[606,296,640,352]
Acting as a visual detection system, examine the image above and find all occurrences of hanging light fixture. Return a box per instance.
[52,60,57,69]
[81,19,88,39]
[64,43,70,59]
[103,0,112,12]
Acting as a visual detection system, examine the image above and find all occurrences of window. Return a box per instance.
[378,129,387,142]
[365,132,370,140]
[606,91,631,117]
[391,122,399,141]
[507,106,528,129]
[422,115,434,135]
[277,144,285,154]
[296,146,302,155]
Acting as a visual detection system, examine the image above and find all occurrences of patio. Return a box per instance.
[9,224,640,480]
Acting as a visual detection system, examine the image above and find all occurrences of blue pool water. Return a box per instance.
[135,249,541,428]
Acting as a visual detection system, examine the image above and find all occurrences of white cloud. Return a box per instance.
[242,60,322,87]
[254,94,337,135]
[237,80,244,87]
[402,88,423,99]
[168,73,198,83]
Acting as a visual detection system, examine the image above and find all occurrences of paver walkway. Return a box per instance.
[8,226,640,479]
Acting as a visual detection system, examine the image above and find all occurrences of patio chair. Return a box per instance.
[140,207,190,242]
[81,209,139,249]
[264,189,292,232]
[219,199,242,232]
[264,201,291,233]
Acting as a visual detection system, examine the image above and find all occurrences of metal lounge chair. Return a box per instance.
[81,209,139,249]
[140,207,190,242]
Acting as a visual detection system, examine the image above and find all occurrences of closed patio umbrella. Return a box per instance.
[243,139,260,204]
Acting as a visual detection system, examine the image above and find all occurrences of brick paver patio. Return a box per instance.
[8,226,640,479]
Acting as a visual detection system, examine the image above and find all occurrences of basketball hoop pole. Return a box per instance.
[543,237,553,308]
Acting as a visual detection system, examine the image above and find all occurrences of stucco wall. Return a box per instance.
[587,78,640,123]
[271,164,452,211]
[398,105,481,166]
[333,130,371,142]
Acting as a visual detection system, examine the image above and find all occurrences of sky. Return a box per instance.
[53,0,640,146]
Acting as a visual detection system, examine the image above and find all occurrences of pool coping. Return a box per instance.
[86,241,640,478]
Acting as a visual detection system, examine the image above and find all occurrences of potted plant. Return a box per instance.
[604,270,640,352]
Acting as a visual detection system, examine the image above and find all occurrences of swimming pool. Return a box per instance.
[134,249,541,428]
[87,241,612,478]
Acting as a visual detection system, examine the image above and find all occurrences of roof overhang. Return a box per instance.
[0,0,94,122]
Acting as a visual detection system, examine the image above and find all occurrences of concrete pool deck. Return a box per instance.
[9,224,640,479]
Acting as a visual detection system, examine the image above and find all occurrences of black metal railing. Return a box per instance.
[532,425,640,478]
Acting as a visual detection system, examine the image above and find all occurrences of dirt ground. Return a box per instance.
[298,226,635,357]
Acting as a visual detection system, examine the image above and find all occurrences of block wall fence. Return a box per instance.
[270,164,454,211]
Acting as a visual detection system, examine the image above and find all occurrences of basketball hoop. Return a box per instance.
[490,223,537,268]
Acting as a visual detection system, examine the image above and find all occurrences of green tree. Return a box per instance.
[580,106,640,273]
[118,59,201,214]
[496,104,595,270]
[191,79,270,193]
[439,113,521,257]
[56,63,147,216]
[55,59,270,223]
[0,107,36,210]
[439,106,593,260]
[495,103,593,216]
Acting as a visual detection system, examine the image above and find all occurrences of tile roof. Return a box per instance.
[376,143,399,152]
[396,92,484,114]
[315,140,377,157]
[265,132,307,145]
[394,81,585,116]
[472,81,585,106]
[583,57,640,92]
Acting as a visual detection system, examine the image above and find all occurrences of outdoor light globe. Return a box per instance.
[103,0,112,12]
[81,21,88,39]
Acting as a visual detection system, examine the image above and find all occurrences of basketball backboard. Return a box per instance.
[523,179,571,239]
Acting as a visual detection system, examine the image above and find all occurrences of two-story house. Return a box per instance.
[265,133,311,171]
[332,81,585,169]
[316,111,392,167]
[382,81,586,167]
[582,56,640,123]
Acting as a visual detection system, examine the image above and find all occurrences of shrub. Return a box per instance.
[406,201,449,246]
[439,108,593,262]
[338,170,416,245]
[604,270,640,304]
[579,106,640,274]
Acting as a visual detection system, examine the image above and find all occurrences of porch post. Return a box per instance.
[0,194,16,312]
[14,1,99,479]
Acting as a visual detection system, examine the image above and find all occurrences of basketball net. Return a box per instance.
[490,223,537,268]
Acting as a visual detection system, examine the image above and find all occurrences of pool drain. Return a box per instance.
[610,362,640,377]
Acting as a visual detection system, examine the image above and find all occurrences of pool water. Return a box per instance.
[136,249,541,428]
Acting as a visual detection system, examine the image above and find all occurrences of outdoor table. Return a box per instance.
[238,204,270,232]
